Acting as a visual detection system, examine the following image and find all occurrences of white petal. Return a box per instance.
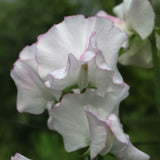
[107,114,128,144]
[106,114,150,160]
[48,52,125,96]
[47,29,126,95]
[11,153,30,160]
[124,0,155,39]
[89,55,124,96]
[36,15,96,80]
[113,3,125,20]
[19,43,36,60]
[119,143,150,160]
[47,32,98,91]
[83,85,129,120]
[118,38,153,68]
[48,54,85,91]
[48,86,129,152]
[17,44,38,74]
[84,105,107,160]
[10,60,53,114]
[96,11,132,43]
[95,16,127,69]
[101,114,128,156]
[48,93,90,152]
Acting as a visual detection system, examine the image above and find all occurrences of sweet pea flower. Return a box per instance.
[11,15,127,114]
[10,44,61,114]
[11,153,30,160]
[97,0,155,68]
[48,86,149,160]
[36,15,127,94]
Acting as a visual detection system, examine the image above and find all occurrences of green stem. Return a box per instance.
[82,148,90,160]
[95,155,104,160]
[150,30,160,112]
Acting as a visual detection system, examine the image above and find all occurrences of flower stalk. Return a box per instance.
[150,30,160,112]
[95,155,104,160]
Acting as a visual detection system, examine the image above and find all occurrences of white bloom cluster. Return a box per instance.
[97,0,155,68]
[11,1,152,159]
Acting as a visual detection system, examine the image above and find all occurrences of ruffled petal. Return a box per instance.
[48,93,90,152]
[84,105,108,160]
[118,39,153,68]
[82,85,129,120]
[36,15,127,81]
[124,0,155,39]
[100,114,128,156]
[96,10,132,38]
[48,86,129,152]
[36,15,96,80]
[18,44,38,74]
[118,143,150,160]
[48,54,84,90]
[88,56,124,96]
[11,153,30,160]
[95,16,127,69]
[10,60,54,114]
[48,53,125,96]
[19,43,36,60]
[105,114,150,160]
[86,84,128,120]
[107,114,128,144]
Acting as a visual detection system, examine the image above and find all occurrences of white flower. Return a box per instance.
[48,86,149,160]
[11,153,30,160]
[118,38,153,68]
[97,0,155,68]
[36,15,127,92]
[113,0,155,39]
[11,15,127,114]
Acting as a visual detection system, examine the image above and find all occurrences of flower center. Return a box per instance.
[78,63,89,92]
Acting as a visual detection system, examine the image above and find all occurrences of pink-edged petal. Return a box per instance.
[107,114,128,144]
[48,87,129,152]
[118,142,150,160]
[105,114,150,160]
[36,15,96,80]
[48,94,90,152]
[124,0,155,39]
[19,43,36,60]
[48,54,86,90]
[17,44,39,74]
[47,29,125,95]
[84,105,108,160]
[96,10,132,38]
[83,85,129,120]
[100,114,128,156]
[95,16,127,70]
[48,52,125,96]
[47,32,98,91]
[88,56,124,96]
[118,39,153,68]
[11,153,30,160]
[10,60,53,114]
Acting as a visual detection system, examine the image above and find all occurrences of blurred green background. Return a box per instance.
[0,0,159,159]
